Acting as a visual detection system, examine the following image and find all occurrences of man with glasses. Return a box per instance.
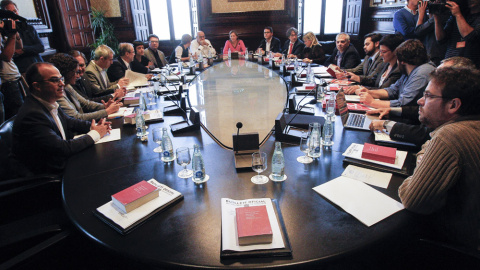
[398,66,480,251]
[68,50,126,103]
[144,34,167,68]
[190,31,216,59]
[85,45,129,95]
[107,43,135,82]
[12,63,111,175]
[280,27,304,58]
[324,33,361,69]
[257,26,281,56]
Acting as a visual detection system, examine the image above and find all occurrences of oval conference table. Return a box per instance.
[62,59,413,269]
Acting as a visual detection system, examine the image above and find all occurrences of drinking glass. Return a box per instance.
[251,152,268,184]
[176,147,193,178]
[297,132,313,164]
[152,127,163,153]
[147,88,156,106]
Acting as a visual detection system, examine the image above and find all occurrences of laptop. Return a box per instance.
[336,90,377,130]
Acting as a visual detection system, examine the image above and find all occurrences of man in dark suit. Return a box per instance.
[324,33,361,69]
[279,27,305,58]
[107,43,134,83]
[344,33,384,85]
[68,50,126,103]
[144,34,168,68]
[12,63,110,175]
[257,26,282,55]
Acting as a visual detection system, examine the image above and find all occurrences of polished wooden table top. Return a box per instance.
[62,61,412,269]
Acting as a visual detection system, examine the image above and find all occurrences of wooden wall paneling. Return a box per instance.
[344,0,363,37]
[130,0,150,41]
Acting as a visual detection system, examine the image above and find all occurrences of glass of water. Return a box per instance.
[152,127,163,153]
[147,88,156,106]
[251,152,268,184]
[297,132,313,164]
[176,147,193,178]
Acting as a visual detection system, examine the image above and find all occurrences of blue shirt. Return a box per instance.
[393,7,419,40]
[385,62,436,107]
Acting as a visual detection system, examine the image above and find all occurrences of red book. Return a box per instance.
[112,180,159,214]
[123,97,139,105]
[235,205,273,246]
[304,83,316,90]
[361,143,397,164]
[326,67,336,78]
[347,103,371,112]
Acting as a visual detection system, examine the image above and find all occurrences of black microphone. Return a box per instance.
[235,122,243,154]
[283,99,317,135]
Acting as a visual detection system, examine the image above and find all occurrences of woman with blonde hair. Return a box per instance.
[300,32,325,64]
[223,30,246,55]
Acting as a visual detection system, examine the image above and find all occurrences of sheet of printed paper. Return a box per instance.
[313,176,404,226]
[342,165,392,189]
[74,128,121,144]
[343,143,407,170]
[221,198,285,252]
[125,70,149,88]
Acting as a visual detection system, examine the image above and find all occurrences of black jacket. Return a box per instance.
[257,37,282,53]
[281,39,305,57]
[107,57,129,83]
[324,44,361,69]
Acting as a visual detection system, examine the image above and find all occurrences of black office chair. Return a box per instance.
[0,117,71,269]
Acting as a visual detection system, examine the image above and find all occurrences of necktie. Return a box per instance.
[367,58,373,74]
[288,43,294,55]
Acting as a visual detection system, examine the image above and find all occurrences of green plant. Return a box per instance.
[90,8,119,58]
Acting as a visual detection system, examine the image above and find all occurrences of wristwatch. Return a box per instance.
[383,120,390,130]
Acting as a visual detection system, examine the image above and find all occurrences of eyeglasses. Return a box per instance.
[149,41,159,44]
[40,77,64,84]
[423,91,450,100]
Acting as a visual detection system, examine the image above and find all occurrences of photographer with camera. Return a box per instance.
[434,0,480,68]
[0,8,23,122]
[1,1,45,74]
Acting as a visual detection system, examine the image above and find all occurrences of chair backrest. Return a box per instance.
[0,116,16,180]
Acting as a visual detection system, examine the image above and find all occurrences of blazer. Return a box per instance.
[366,62,402,89]
[85,61,118,95]
[347,52,383,78]
[324,44,361,69]
[390,122,432,147]
[281,39,305,57]
[12,95,94,174]
[131,56,150,74]
[107,57,128,83]
[57,85,107,121]
[144,48,167,68]
[72,76,112,103]
[299,44,326,65]
[257,37,282,54]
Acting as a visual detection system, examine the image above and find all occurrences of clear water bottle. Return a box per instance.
[208,48,212,59]
[308,122,322,158]
[317,84,325,101]
[322,117,334,148]
[306,63,314,84]
[271,142,285,181]
[198,51,204,63]
[161,128,175,162]
[189,55,194,67]
[192,144,206,182]
[135,109,147,139]
[139,91,148,111]
[160,70,166,85]
[327,92,336,122]
[294,59,300,75]
[281,54,285,65]
[177,59,183,74]
[245,47,248,57]
[228,48,231,60]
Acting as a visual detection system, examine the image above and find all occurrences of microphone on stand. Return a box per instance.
[235,122,243,154]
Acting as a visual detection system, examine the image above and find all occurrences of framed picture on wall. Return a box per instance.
[385,0,396,3]
[373,0,383,4]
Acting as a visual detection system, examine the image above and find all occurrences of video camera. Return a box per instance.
[421,0,467,15]
[0,9,27,35]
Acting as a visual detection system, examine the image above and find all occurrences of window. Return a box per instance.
[300,0,344,36]
[148,0,195,41]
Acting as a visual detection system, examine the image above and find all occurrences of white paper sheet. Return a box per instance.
[107,107,131,119]
[342,165,392,189]
[345,95,360,102]
[221,198,285,252]
[74,128,121,144]
[343,143,407,170]
[313,176,404,226]
[96,179,182,229]
[125,70,148,88]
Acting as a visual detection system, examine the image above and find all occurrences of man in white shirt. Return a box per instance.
[190,31,216,58]
[12,63,110,175]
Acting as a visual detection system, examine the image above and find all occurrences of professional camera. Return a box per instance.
[0,9,27,35]
[421,0,468,15]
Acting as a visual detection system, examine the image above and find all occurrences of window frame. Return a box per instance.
[299,0,346,40]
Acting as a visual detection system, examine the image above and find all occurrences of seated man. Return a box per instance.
[367,56,475,146]
[279,27,305,58]
[85,45,128,95]
[324,33,361,69]
[12,63,110,175]
[257,26,282,55]
[68,50,126,103]
[107,43,135,83]
[342,33,384,84]
[169,34,192,63]
[50,53,122,121]
[399,66,480,250]
[190,31,216,58]
[357,39,435,108]
[144,34,168,68]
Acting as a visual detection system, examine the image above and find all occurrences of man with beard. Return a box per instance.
[340,33,384,85]
[324,33,361,69]
[356,39,435,108]
[68,50,126,103]
[398,66,480,251]
[434,0,480,68]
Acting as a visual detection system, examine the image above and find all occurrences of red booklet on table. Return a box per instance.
[347,103,372,113]
[235,205,273,246]
[361,143,397,164]
[111,180,159,214]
